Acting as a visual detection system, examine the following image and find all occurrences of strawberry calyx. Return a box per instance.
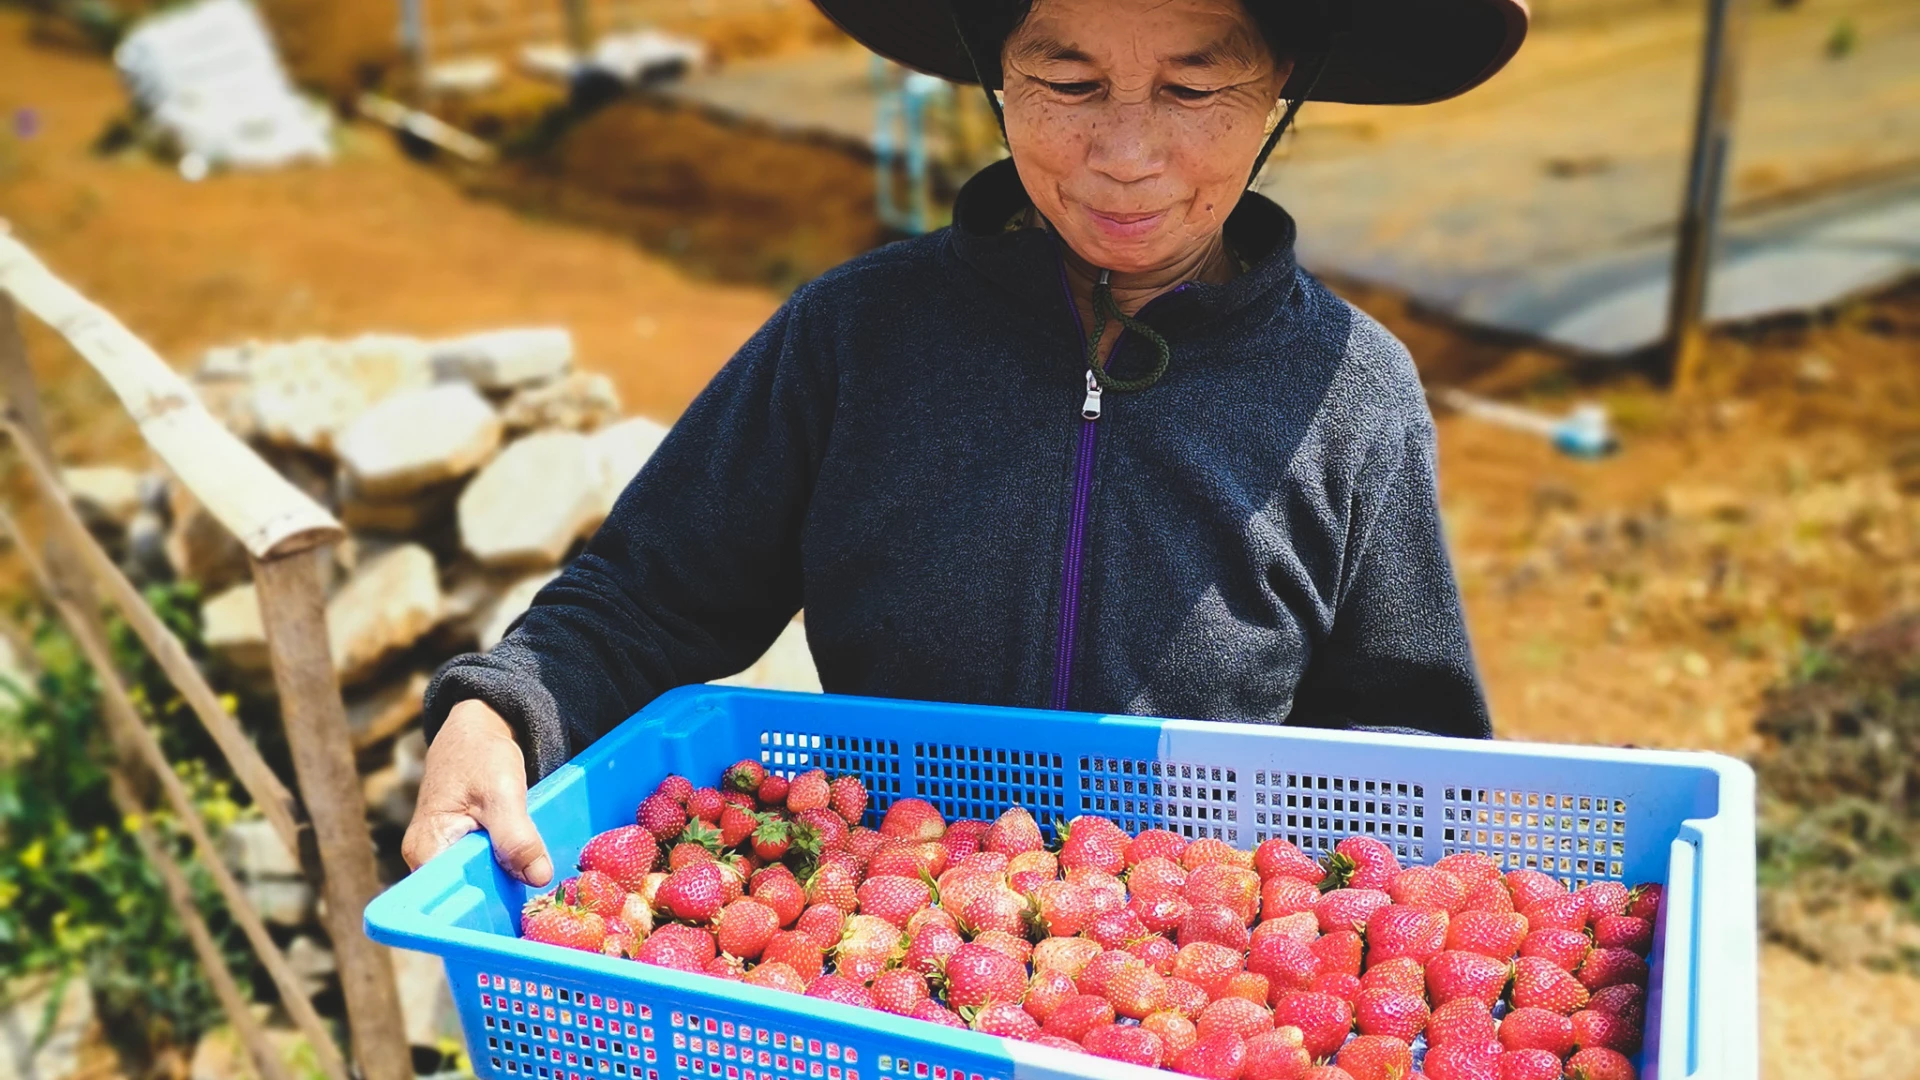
[1318,851,1356,893]
[676,819,724,855]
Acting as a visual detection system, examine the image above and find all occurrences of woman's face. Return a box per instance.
[1000,0,1291,275]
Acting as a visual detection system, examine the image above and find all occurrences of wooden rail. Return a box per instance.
[0,232,413,1080]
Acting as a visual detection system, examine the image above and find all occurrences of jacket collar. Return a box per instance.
[946,157,1302,343]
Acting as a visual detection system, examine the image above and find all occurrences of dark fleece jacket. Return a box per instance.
[425,158,1490,782]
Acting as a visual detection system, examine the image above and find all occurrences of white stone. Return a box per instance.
[327,544,444,686]
[475,571,557,650]
[247,335,433,455]
[589,415,671,518]
[283,935,336,998]
[201,583,268,672]
[457,432,602,570]
[389,948,465,1050]
[63,465,142,527]
[429,328,572,391]
[713,618,820,693]
[500,372,621,433]
[1,973,94,1080]
[219,818,302,879]
[336,382,503,499]
[362,763,416,832]
[344,671,429,747]
[244,878,315,928]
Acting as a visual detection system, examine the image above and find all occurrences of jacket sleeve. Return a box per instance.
[1288,419,1491,738]
[422,296,831,781]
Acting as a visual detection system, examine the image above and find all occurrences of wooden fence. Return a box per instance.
[0,228,413,1080]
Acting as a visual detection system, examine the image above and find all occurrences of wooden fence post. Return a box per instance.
[252,550,412,1080]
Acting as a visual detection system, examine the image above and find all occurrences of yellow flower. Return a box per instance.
[18,839,44,870]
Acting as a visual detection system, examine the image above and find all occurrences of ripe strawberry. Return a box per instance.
[1309,930,1365,978]
[1425,999,1497,1049]
[636,793,688,839]
[724,759,766,794]
[1335,1036,1411,1080]
[1433,852,1504,886]
[750,869,807,926]
[568,870,628,918]
[794,903,846,949]
[1310,971,1362,1003]
[760,929,824,981]
[744,814,790,863]
[743,961,805,993]
[960,885,1028,936]
[805,862,859,911]
[940,818,988,858]
[1499,1006,1574,1055]
[1626,883,1662,921]
[522,893,608,952]
[907,905,959,937]
[1461,877,1517,914]
[1353,988,1428,1040]
[757,773,789,808]
[868,841,944,880]
[1272,991,1352,1059]
[1246,932,1318,995]
[717,803,757,849]
[1164,978,1212,1020]
[980,806,1043,855]
[944,942,1029,1009]
[1171,941,1247,998]
[1042,995,1117,1041]
[1131,893,1193,937]
[1182,838,1253,871]
[1033,935,1103,977]
[686,787,725,824]
[1505,869,1565,910]
[1131,856,1191,900]
[1300,1067,1355,1080]
[1322,836,1399,890]
[1576,947,1649,991]
[1365,904,1449,965]
[1387,865,1468,913]
[972,1001,1042,1040]
[658,862,727,923]
[1315,889,1393,934]
[1576,881,1631,920]
[880,798,947,841]
[720,788,752,807]
[714,898,779,959]
[1242,1028,1309,1080]
[1186,864,1262,923]
[1510,956,1591,1015]
[634,924,713,970]
[867,968,928,1014]
[805,973,876,1008]
[1173,1032,1249,1080]
[1253,838,1324,885]
[1076,948,1142,998]
[704,954,745,980]
[1499,1049,1563,1080]
[1145,1011,1202,1061]
[1571,1008,1643,1055]
[797,807,852,853]
[1008,847,1056,879]
[1358,956,1426,996]
[1197,996,1273,1041]
[668,841,716,871]
[974,929,1034,966]
[601,915,643,958]
[1086,906,1153,949]
[579,825,660,889]
[1106,963,1171,1019]
[1423,1041,1501,1080]
[827,775,867,824]
[1425,950,1512,1008]
[1520,928,1592,972]
[1224,971,1272,1005]
[1565,1047,1637,1080]
[1522,892,1590,932]
[1180,903,1253,951]
[848,826,888,861]
[1255,911,1321,944]
[1069,867,1131,909]
[654,775,694,804]
[1446,910,1529,959]
[903,921,964,976]
[1587,983,1647,1026]
[1260,877,1320,921]
[1025,968,1079,1023]
[837,914,908,980]
[1058,816,1130,874]
[784,770,830,814]
[911,999,966,1028]
[1084,1024,1167,1067]
[1593,915,1653,955]
[855,875,932,928]
[1129,828,1191,867]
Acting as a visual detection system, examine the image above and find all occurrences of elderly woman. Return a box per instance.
[404,0,1528,883]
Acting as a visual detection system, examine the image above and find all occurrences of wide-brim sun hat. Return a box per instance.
[810,0,1530,106]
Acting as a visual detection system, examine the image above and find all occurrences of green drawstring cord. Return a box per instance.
[1084,269,1173,393]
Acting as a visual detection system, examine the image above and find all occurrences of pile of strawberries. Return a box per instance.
[519,762,1661,1080]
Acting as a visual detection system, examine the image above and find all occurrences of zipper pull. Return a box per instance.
[1081,369,1103,420]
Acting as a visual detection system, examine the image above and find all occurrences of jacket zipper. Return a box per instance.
[1050,258,1111,711]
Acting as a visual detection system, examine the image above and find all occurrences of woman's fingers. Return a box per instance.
[404,698,550,884]
[480,792,553,887]
[401,807,480,871]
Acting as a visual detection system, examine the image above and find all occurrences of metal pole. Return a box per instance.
[1662,0,1752,391]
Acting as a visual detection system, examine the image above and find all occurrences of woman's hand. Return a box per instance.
[401,699,554,886]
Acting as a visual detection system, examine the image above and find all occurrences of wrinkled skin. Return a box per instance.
[1000,0,1293,328]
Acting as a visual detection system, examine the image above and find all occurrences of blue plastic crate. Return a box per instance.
[366,687,1758,1080]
